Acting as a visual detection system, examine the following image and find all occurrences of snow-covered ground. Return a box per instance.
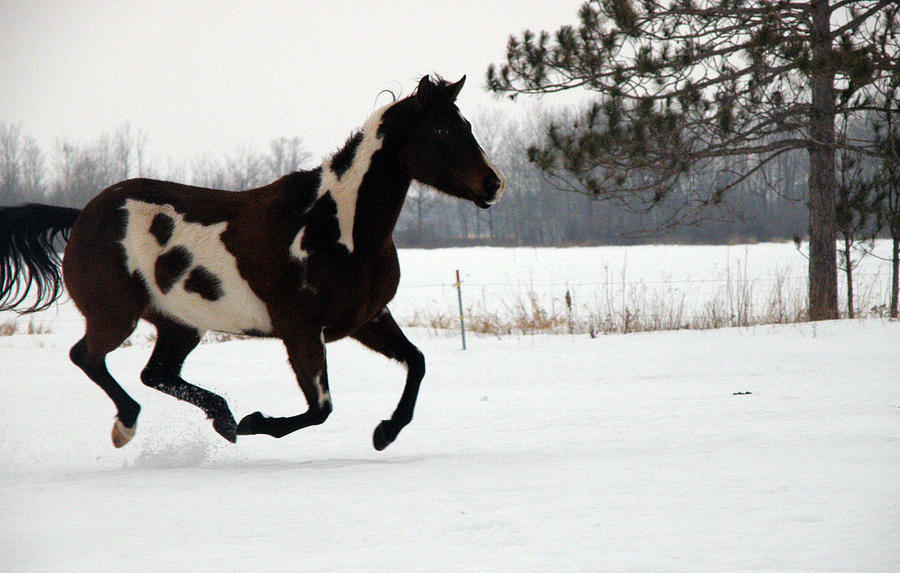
[1,245,898,570]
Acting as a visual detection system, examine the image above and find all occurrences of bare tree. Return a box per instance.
[226,145,264,190]
[49,136,117,206]
[0,123,23,203]
[20,138,44,199]
[266,136,312,179]
[192,155,229,189]
[113,123,133,180]
[400,182,441,244]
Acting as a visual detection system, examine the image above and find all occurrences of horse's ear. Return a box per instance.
[417,76,435,105]
[448,75,466,101]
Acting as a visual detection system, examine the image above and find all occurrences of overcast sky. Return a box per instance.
[1,1,583,174]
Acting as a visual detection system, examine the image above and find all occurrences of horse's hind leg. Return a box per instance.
[141,317,237,443]
[351,309,425,451]
[70,320,140,448]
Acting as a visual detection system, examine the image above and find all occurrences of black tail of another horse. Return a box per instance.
[0,204,81,313]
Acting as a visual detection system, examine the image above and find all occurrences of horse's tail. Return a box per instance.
[0,204,81,313]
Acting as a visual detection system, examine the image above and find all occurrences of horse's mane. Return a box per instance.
[376,89,398,105]
[412,74,454,97]
[372,75,457,109]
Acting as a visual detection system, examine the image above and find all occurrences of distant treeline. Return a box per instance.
[0,114,828,246]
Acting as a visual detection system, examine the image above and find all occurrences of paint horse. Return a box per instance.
[0,75,504,450]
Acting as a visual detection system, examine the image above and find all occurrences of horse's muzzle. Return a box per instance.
[476,172,506,209]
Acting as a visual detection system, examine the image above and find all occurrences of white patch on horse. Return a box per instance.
[121,199,273,334]
[111,419,136,448]
[481,149,507,205]
[312,331,330,407]
[313,371,331,408]
[316,104,388,253]
[462,108,506,205]
[289,228,307,262]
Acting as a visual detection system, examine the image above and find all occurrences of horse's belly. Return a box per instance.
[121,199,273,334]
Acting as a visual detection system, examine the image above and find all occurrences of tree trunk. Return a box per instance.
[844,235,854,318]
[807,0,839,321]
[891,235,899,319]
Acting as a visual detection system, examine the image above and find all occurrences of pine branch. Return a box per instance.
[831,0,895,39]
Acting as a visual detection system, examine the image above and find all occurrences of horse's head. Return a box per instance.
[396,75,505,209]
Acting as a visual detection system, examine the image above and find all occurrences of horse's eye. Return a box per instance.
[434,127,451,137]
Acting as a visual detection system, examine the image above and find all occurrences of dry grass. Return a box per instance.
[26,321,52,335]
[0,262,889,342]
[0,320,17,336]
[403,269,884,338]
[1,319,52,336]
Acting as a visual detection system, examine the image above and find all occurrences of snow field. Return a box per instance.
[1,243,898,570]
[1,312,898,570]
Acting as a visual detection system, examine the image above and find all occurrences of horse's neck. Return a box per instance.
[353,158,411,252]
[314,104,410,255]
[316,153,409,255]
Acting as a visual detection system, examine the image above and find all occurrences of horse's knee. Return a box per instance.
[405,347,425,379]
[140,363,183,391]
[69,339,88,369]
[309,401,332,425]
[69,338,106,376]
[140,365,162,388]
[141,353,185,388]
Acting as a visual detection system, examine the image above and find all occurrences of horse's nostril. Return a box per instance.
[484,174,501,194]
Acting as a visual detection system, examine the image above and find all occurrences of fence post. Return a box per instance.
[455,269,467,350]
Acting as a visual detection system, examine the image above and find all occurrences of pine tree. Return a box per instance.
[835,145,874,318]
[488,0,899,320]
[870,79,900,318]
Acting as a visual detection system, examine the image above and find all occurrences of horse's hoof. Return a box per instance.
[111,419,136,448]
[372,420,396,451]
[236,411,265,435]
[213,415,238,443]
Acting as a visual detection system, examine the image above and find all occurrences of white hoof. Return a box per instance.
[111,419,136,448]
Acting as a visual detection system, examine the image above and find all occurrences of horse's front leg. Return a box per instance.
[236,329,332,438]
[351,308,425,451]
